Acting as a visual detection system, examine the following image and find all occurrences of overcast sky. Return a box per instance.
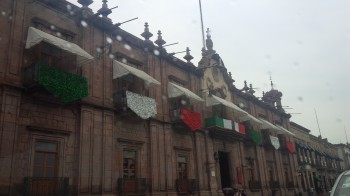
[67,0,350,144]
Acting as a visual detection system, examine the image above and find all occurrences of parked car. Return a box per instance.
[329,170,350,196]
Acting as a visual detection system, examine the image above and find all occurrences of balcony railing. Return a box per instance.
[286,181,295,189]
[175,179,197,194]
[248,180,261,192]
[269,181,280,190]
[23,177,69,196]
[117,178,147,195]
[23,63,88,103]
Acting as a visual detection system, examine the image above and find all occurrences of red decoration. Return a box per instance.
[286,141,295,153]
[180,108,202,131]
[239,124,246,134]
[236,167,243,184]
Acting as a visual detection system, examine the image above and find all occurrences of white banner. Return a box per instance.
[269,135,280,150]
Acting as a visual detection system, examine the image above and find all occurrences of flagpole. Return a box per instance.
[345,126,349,144]
[314,109,322,138]
[198,0,206,49]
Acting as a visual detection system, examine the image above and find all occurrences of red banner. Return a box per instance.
[286,141,295,153]
[236,167,243,184]
[180,108,202,131]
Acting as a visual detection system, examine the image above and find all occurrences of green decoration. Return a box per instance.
[205,117,224,128]
[37,64,88,103]
[248,129,262,145]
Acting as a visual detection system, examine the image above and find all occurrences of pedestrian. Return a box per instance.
[240,189,247,196]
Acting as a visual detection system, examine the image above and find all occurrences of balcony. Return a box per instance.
[269,181,280,190]
[117,178,147,195]
[205,117,245,141]
[175,179,197,194]
[286,181,295,189]
[23,177,69,196]
[113,90,157,119]
[23,63,88,103]
[248,180,261,192]
[170,107,202,131]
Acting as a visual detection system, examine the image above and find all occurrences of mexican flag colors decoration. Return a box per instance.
[248,129,262,145]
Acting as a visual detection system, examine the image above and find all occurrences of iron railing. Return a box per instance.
[23,177,69,196]
[117,178,147,195]
[269,181,280,189]
[175,179,197,194]
[248,180,261,192]
[286,181,295,189]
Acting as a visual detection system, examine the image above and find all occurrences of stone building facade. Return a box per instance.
[0,0,343,196]
[291,122,342,194]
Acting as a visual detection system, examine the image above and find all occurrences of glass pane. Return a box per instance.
[45,167,55,177]
[34,152,44,165]
[46,154,56,166]
[36,142,57,152]
[123,160,128,169]
[177,156,187,163]
[123,151,136,158]
[33,166,43,177]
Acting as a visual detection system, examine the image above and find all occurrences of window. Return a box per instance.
[247,168,254,182]
[284,165,289,184]
[33,141,58,177]
[177,155,188,179]
[212,104,226,118]
[123,150,137,179]
[268,164,274,182]
[33,42,77,73]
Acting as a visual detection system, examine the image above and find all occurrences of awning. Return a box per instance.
[113,60,160,87]
[25,27,93,64]
[168,82,204,102]
[275,125,295,136]
[206,95,248,115]
[239,113,263,124]
[259,118,280,131]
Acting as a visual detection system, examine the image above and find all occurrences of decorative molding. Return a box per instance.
[27,125,71,135]
[117,138,144,146]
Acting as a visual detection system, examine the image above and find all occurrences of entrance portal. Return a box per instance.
[219,151,231,189]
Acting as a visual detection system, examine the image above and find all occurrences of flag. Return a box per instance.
[234,122,246,134]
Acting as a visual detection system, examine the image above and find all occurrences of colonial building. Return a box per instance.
[0,0,343,196]
[291,122,342,194]
[335,143,350,171]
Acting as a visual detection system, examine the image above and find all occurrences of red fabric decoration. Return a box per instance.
[239,124,246,134]
[236,167,243,184]
[286,141,295,153]
[180,108,202,131]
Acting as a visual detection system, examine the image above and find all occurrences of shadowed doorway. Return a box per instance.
[219,151,232,189]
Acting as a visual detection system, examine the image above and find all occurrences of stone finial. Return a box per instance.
[229,72,232,78]
[78,0,93,8]
[248,84,255,95]
[97,0,112,18]
[141,22,153,41]
[242,80,249,92]
[183,47,194,63]
[201,47,206,57]
[206,28,213,51]
[154,30,166,47]
[270,76,274,89]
